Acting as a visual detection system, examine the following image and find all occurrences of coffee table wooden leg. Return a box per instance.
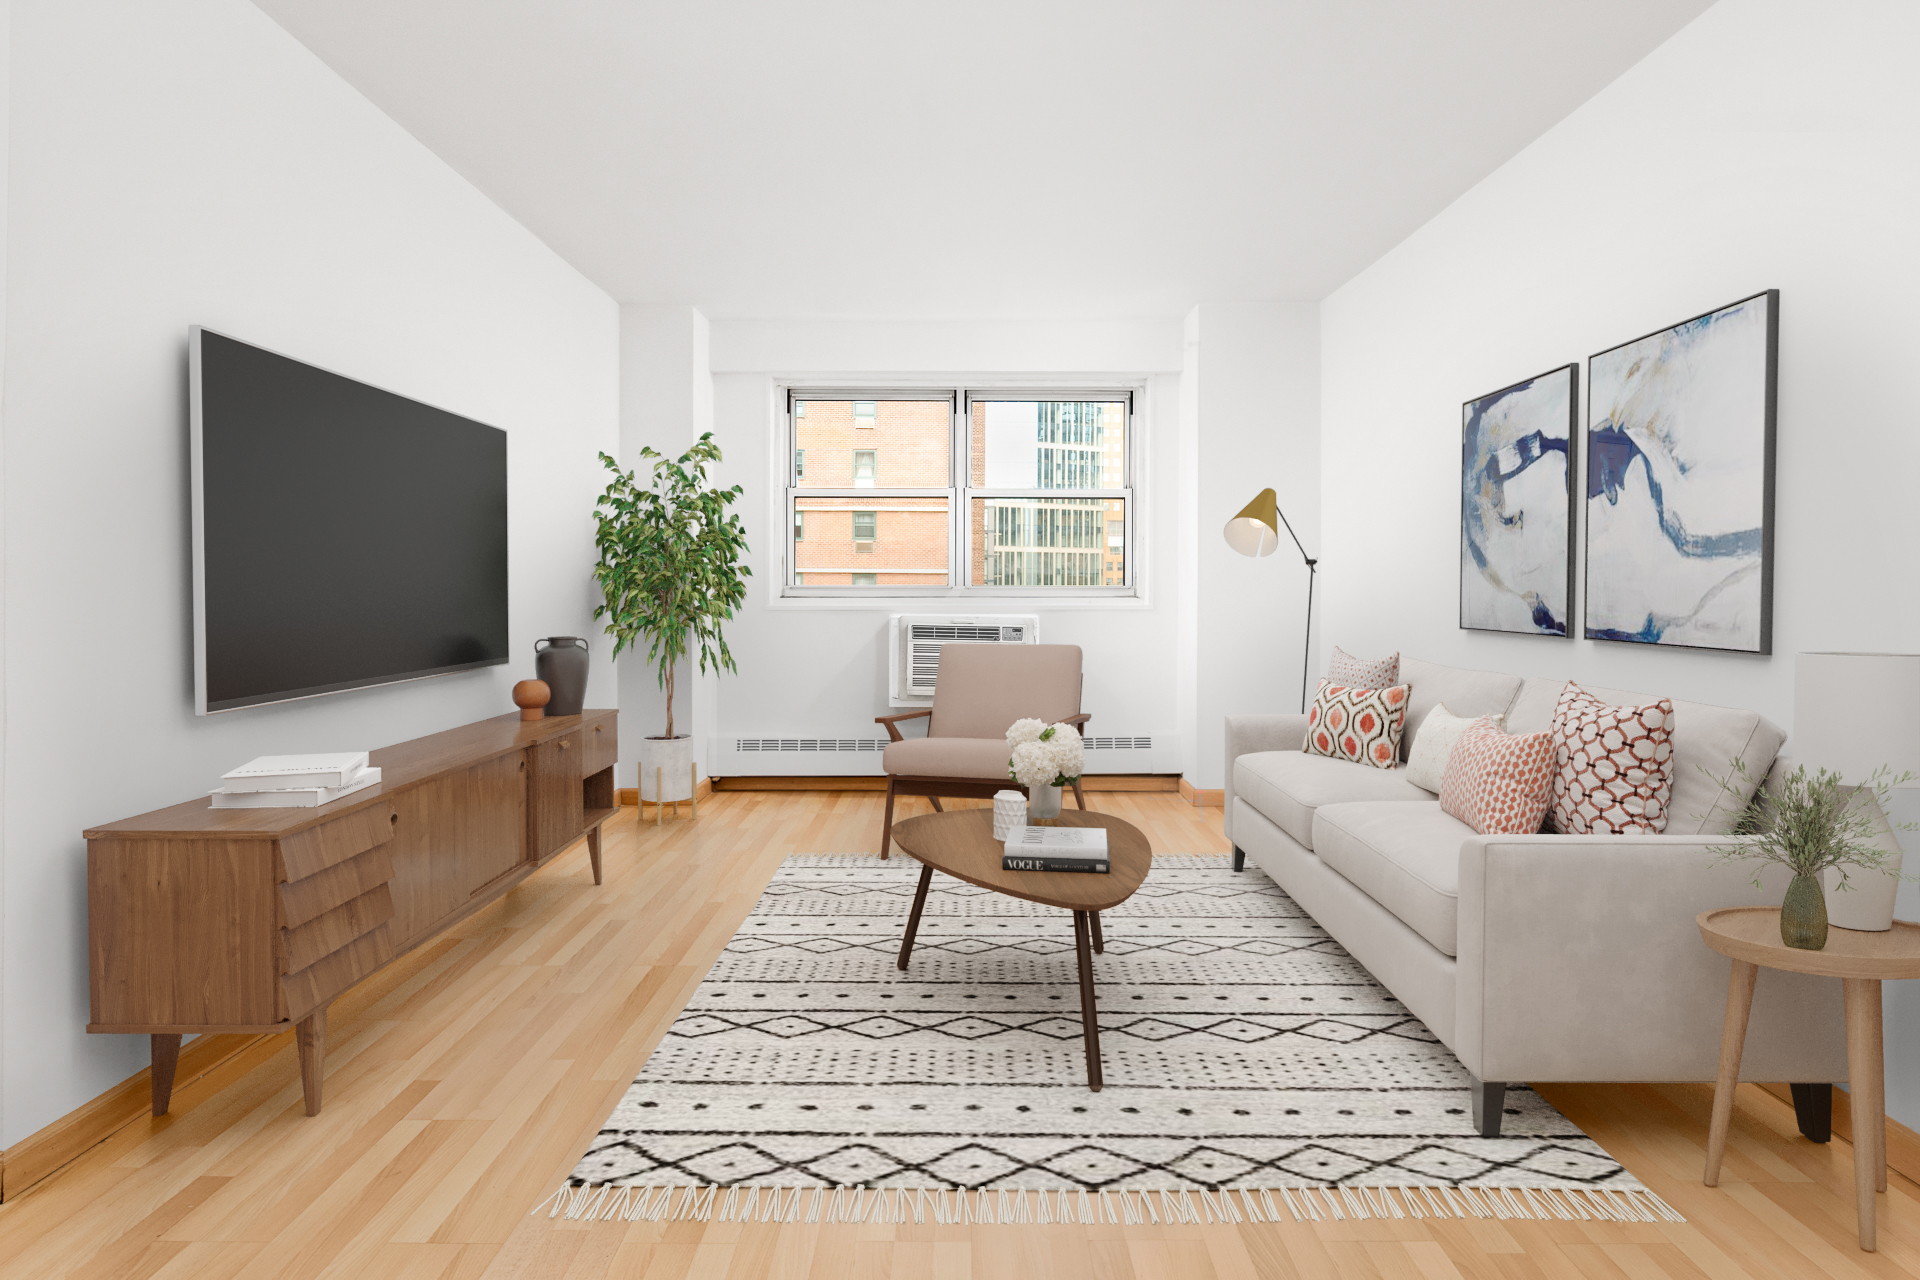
[1704,958,1758,1187]
[896,864,934,971]
[1845,976,1884,1249]
[1090,911,1104,954]
[1074,910,1103,1092]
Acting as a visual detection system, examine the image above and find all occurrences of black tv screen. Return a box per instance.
[191,328,509,713]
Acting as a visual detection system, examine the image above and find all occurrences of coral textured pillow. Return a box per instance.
[1327,646,1400,688]
[1406,704,1504,793]
[1438,720,1555,835]
[1547,681,1675,834]
[1303,680,1409,770]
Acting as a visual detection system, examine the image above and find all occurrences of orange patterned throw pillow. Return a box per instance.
[1303,680,1409,770]
[1547,681,1675,834]
[1438,719,1555,835]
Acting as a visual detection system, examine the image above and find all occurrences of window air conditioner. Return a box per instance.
[888,614,1039,708]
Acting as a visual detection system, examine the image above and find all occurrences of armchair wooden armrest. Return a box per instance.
[1062,712,1091,738]
[875,709,932,743]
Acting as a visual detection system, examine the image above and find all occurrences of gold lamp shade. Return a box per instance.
[1224,488,1281,557]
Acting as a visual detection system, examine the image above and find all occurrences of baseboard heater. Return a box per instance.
[714,734,1162,777]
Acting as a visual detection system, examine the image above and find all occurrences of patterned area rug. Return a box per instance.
[547,855,1675,1226]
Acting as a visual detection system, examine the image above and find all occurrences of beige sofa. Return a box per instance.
[1225,656,1849,1138]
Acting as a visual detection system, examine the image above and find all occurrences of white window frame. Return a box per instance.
[776,380,1145,603]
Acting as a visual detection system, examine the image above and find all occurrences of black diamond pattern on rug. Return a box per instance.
[568,855,1644,1194]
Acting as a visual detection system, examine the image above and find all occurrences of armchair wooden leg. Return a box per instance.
[928,796,945,812]
[150,1033,183,1116]
[1072,779,1086,810]
[880,779,897,859]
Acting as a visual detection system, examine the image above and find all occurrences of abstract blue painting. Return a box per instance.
[1461,365,1576,636]
[1585,291,1777,653]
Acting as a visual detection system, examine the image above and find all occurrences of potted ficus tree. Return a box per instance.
[592,432,750,811]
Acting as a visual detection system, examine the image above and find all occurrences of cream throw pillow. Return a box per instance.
[1407,703,1504,794]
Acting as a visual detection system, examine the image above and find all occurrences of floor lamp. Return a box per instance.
[1224,487,1318,713]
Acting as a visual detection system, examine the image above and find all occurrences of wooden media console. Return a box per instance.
[85,709,618,1117]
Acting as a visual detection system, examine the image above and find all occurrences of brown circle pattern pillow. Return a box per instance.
[1547,681,1675,835]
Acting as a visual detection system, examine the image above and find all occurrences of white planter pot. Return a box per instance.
[1826,787,1904,932]
[638,735,696,803]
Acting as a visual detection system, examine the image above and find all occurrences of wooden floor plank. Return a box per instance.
[1,791,1913,1278]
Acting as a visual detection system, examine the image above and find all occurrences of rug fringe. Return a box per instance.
[535,1181,1681,1225]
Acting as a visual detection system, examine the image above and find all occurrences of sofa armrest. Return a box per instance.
[1223,714,1309,843]
[1456,834,1847,1086]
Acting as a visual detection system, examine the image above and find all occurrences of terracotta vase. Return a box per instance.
[1781,873,1830,951]
[534,636,589,716]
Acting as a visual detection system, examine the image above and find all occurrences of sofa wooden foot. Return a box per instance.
[1231,846,1245,873]
[1470,1077,1506,1137]
[1791,1082,1833,1143]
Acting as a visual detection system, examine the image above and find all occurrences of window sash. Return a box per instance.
[783,387,1137,595]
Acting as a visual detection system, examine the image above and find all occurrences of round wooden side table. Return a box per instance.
[1698,907,1920,1251]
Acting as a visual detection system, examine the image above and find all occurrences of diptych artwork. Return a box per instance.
[1584,291,1777,653]
[1460,365,1576,636]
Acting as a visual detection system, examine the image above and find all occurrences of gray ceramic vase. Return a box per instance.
[534,636,589,716]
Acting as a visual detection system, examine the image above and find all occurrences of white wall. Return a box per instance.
[1320,0,1919,726]
[1189,303,1321,790]
[1317,0,1919,1115]
[699,319,1190,776]
[1,0,618,1147]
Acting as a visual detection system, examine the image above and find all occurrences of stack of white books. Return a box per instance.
[209,752,381,809]
[1001,825,1110,875]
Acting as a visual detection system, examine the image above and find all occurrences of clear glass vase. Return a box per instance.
[1027,784,1063,825]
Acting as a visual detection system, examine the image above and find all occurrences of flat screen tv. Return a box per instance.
[191,327,509,714]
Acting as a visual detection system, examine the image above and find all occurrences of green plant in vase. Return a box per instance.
[591,433,749,806]
[1708,760,1914,950]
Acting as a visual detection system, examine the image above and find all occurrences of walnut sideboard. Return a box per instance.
[85,709,617,1117]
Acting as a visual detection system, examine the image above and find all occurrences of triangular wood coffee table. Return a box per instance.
[888,808,1152,1091]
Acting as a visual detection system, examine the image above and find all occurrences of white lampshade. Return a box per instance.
[1794,653,1920,785]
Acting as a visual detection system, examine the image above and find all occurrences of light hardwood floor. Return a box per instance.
[2,791,1915,1279]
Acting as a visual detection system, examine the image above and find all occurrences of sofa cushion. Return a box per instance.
[883,736,1012,780]
[1399,657,1525,761]
[1507,678,1785,835]
[1232,751,1430,850]
[1314,801,1474,956]
[1303,680,1409,769]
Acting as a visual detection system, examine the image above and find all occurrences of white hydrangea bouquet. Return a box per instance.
[1006,718,1086,789]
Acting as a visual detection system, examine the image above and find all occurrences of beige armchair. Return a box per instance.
[875,644,1089,857]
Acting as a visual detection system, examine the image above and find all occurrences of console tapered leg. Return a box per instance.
[297,1008,327,1117]
[150,1034,182,1116]
[587,823,604,885]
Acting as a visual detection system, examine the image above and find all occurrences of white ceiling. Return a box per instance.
[255,1,1713,320]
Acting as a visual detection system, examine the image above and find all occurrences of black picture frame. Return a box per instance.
[1583,290,1778,655]
[1459,363,1578,637]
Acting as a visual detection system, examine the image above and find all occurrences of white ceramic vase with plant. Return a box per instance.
[1006,719,1086,824]
[1709,760,1914,950]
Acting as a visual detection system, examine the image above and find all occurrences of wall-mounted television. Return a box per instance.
[190,327,509,714]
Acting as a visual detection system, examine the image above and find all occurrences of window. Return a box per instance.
[790,395,952,588]
[968,396,1131,588]
[784,389,1134,594]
